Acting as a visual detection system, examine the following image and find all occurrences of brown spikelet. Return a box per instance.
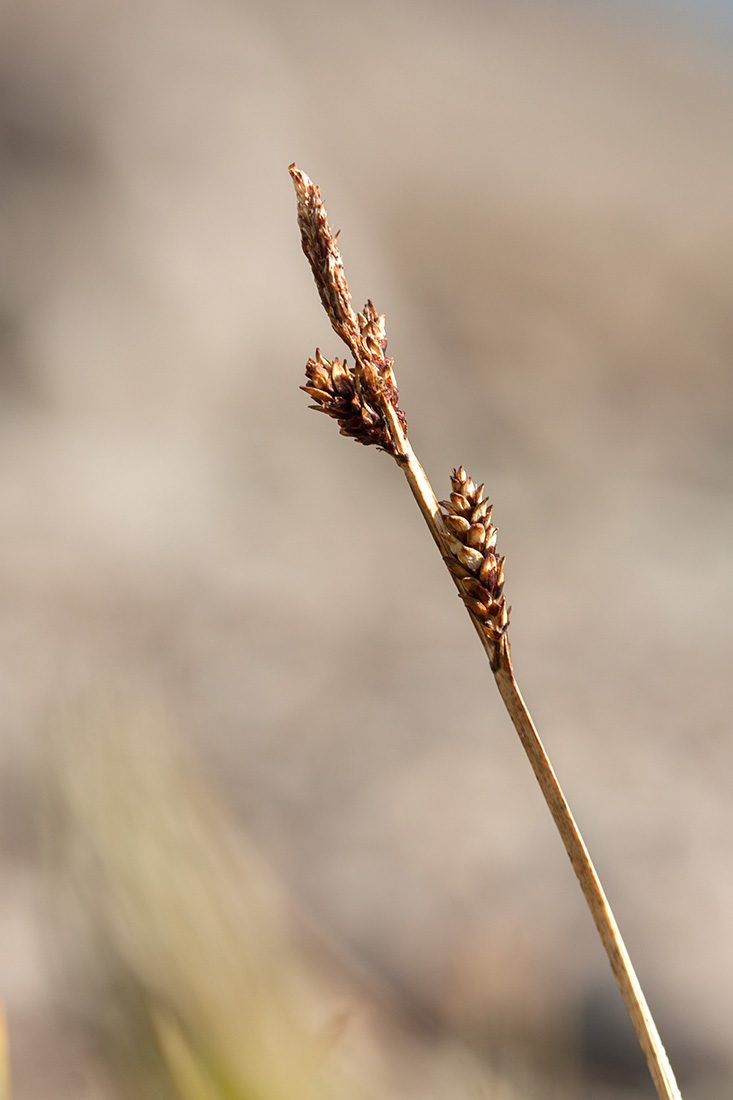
[441,466,510,644]
[289,164,360,349]
[356,300,402,413]
[302,350,399,454]
[290,165,406,446]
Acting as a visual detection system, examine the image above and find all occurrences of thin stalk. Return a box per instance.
[382,402,681,1100]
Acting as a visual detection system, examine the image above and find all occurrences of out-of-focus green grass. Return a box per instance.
[0,1004,9,1100]
[37,686,365,1100]
[33,681,519,1100]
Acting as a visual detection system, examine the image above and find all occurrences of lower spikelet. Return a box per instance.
[440,466,510,643]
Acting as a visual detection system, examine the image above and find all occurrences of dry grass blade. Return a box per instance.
[290,164,683,1100]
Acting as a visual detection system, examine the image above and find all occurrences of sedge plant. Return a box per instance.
[289,163,682,1100]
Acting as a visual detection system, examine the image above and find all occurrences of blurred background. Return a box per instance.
[1,1,732,1097]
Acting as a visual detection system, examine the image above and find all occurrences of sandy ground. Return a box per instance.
[0,1,732,1097]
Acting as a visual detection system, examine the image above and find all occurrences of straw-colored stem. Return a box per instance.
[491,655,681,1100]
[379,399,682,1100]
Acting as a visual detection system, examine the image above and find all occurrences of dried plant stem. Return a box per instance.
[491,665,681,1100]
[290,165,682,1100]
[383,404,681,1100]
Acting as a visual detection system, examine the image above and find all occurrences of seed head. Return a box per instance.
[302,350,398,454]
[441,467,510,644]
[290,165,407,450]
[289,164,360,349]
